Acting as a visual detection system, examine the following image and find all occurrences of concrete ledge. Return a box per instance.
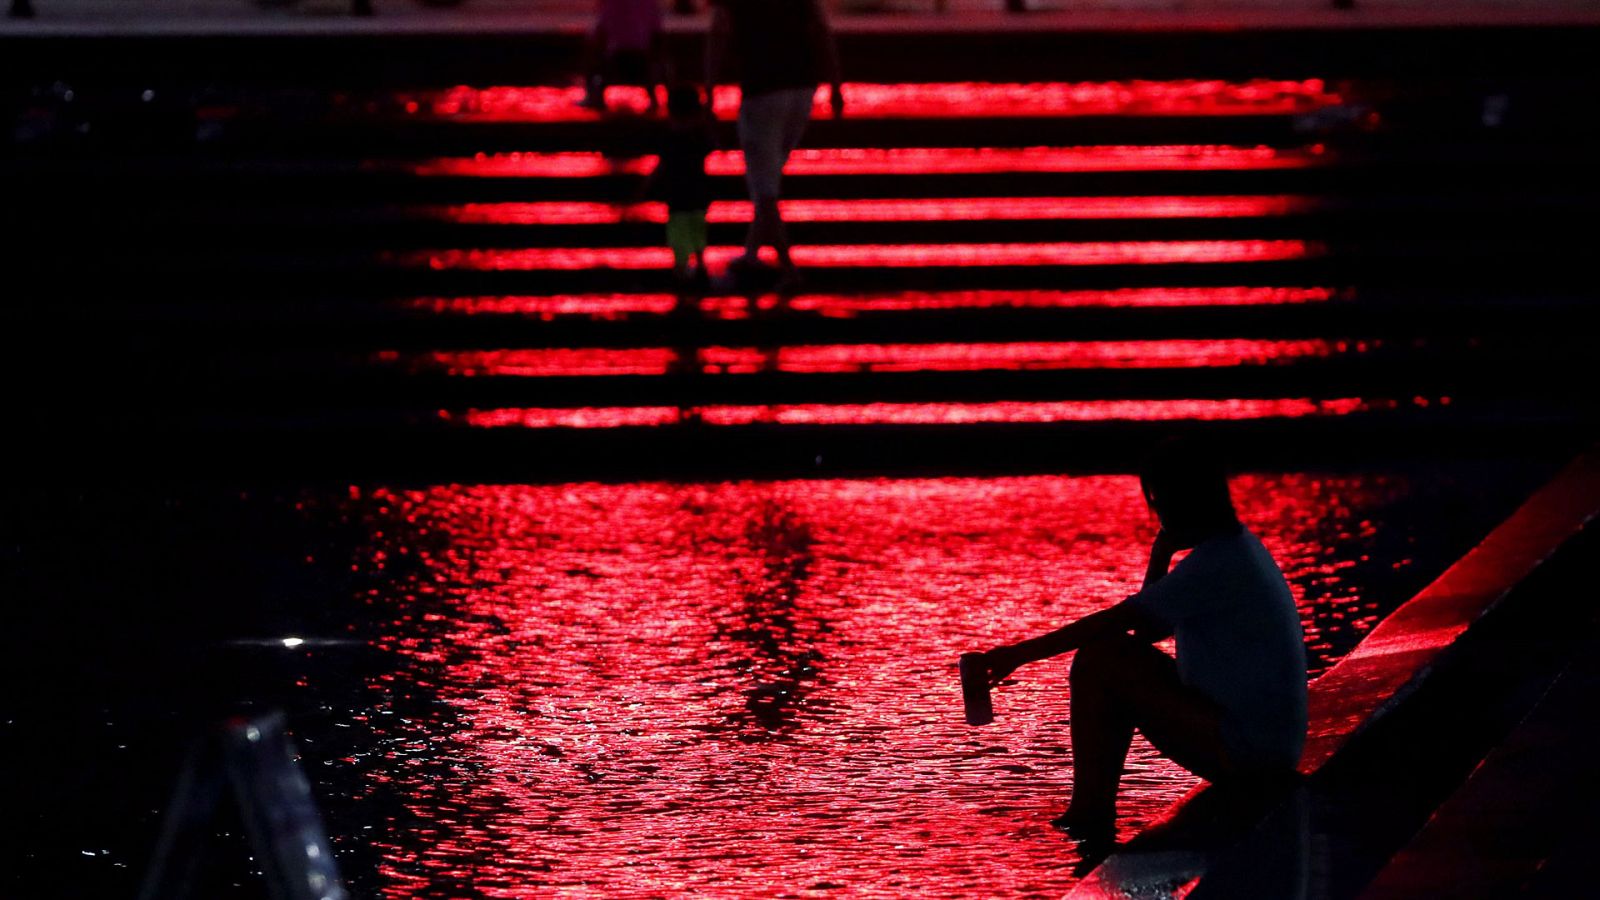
[6,13,1600,84]
[6,5,1600,40]
[1068,443,1600,898]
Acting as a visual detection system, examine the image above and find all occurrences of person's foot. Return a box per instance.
[1049,805,1117,843]
[773,265,805,295]
[728,253,772,275]
[727,253,778,291]
[577,79,607,111]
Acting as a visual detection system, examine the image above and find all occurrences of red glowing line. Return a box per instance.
[405,287,1337,321]
[402,241,1314,271]
[410,339,1351,379]
[418,348,678,377]
[400,144,1328,178]
[783,286,1338,316]
[405,80,1339,122]
[461,406,687,428]
[405,294,680,319]
[727,340,1344,374]
[434,195,1315,226]
[459,397,1411,429]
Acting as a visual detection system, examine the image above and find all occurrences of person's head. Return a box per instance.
[667,84,705,122]
[1139,439,1240,547]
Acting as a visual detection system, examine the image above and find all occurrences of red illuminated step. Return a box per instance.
[395,80,1342,123]
[453,397,1434,430]
[426,195,1317,225]
[394,240,1318,271]
[401,145,1330,179]
[406,287,1339,322]
[402,338,1366,379]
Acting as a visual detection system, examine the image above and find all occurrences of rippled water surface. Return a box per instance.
[7,464,1557,898]
[280,470,1484,897]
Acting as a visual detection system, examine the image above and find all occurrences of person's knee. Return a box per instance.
[1071,634,1142,684]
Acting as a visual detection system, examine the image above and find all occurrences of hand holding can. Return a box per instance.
[959,652,994,726]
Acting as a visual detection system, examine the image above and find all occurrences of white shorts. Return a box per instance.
[736,86,814,200]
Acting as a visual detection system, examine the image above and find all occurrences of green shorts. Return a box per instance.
[666,209,708,269]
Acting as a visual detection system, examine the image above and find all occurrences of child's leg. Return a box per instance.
[667,211,693,277]
[687,209,709,276]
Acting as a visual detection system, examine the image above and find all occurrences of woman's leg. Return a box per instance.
[1066,635,1233,825]
[736,88,811,269]
[736,93,781,263]
[769,88,814,272]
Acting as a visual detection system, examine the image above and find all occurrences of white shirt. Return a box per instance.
[1124,527,1308,769]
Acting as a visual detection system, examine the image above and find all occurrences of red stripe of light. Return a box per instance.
[400,144,1328,178]
[410,338,1353,378]
[711,339,1347,374]
[418,348,678,377]
[402,240,1315,271]
[405,294,680,319]
[457,397,1427,429]
[434,195,1315,225]
[782,286,1338,316]
[405,80,1338,122]
[406,287,1337,321]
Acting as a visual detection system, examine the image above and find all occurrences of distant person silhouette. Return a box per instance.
[579,0,666,113]
[706,0,843,293]
[642,84,714,292]
[982,442,1308,839]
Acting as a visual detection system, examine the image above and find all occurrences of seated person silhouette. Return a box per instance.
[982,443,1308,840]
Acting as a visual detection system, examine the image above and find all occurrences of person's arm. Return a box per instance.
[704,4,732,93]
[806,0,845,117]
[1143,529,1178,588]
[985,601,1163,686]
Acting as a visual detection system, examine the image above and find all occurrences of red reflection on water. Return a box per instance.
[350,470,1414,896]
[401,144,1327,178]
[403,240,1314,271]
[460,397,1400,429]
[435,195,1314,225]
[406,80,1337,122]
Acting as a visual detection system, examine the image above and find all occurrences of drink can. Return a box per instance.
[959,652,994,726]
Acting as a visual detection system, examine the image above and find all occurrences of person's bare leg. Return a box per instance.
[1064,635,1233,828]
[744,197,771,260]
[746,195,787,264]
[1065,637,1139,826]
[768,198,794,270]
